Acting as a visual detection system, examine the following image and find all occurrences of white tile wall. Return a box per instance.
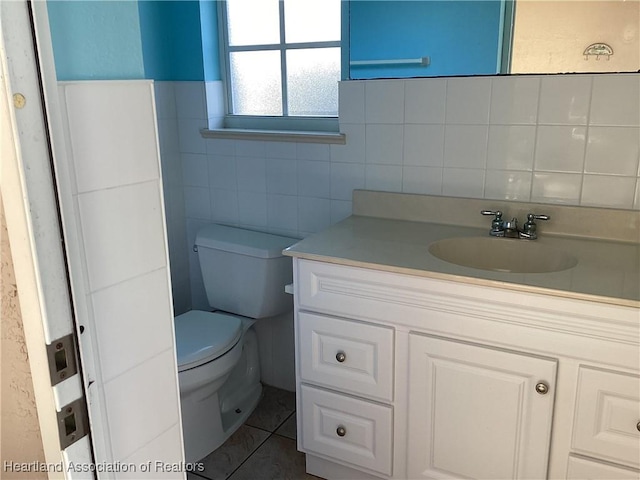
[61,81,184,471]
[166,74,640,392]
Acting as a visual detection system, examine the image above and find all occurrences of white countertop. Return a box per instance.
[284,215,640,308]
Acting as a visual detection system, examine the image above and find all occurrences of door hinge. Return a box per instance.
[46,332,78,386]
[57,397,90,449]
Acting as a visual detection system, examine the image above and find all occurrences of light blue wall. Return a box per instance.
[349,1,503,79]
[138,1,218,81]
[199,0,221,81]
[47,0,219,82]
[47,0,145,80]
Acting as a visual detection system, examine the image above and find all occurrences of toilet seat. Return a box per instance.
[175,311,243,372]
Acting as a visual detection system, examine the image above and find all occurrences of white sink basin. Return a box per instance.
[428,237,578,274]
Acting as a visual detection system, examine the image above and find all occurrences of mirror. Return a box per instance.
[348,0,640,79]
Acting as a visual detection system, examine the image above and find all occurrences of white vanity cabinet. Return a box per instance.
[291,258,640,480]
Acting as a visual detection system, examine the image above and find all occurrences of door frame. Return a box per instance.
[1,1,96,477]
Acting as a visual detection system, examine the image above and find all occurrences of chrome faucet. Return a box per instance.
[481,211,550,240]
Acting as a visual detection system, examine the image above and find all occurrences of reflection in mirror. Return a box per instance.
[349,0,640,80]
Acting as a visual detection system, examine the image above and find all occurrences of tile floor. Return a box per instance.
[188,386,320,480]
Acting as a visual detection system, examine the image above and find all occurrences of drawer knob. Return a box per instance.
[535,382,549,395]
[336,351,346,363]
[637,421,640,432]
[336,425,346,437]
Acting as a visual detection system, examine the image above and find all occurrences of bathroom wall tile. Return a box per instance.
[236,157,267,193]
[404,78,447,124]
[403,125,445,167]
[253,321,274,387]
[402,166,443,195]
[186,217,211,308]
[581,175,637,209]
[331,200,353,223]
[184,186,212,220]
[531,172,582,204]
[267,194,298,232]
[365,164,403,192]
[178,117,207,154]
[590,75,640,126]
[92,269,174,383]
[181,153,209,187]
[534,126,587,172]
[365,124,404,165]
[238,192,268,227]
[78,181,167,291]
[584,127,640,175]
[266,158,298,195]
[331,162,365,201]
[175,81,207,120]
[298,160,331,198]
[266,141,297,159]
[104,349,180,461]
[365,80,405,124]
[206,138,236,156]
[490,76,539,125]
[154,81,177,120]
[119,424,184,480]
[487,125,536,171]
[157,117,180,156]
[205,80,225,118]
[211,188,239,225]
[445,77,491,125]
[330,123,366,163]
[296,143,331,161]
[235,140,266,158]
[64,82,160,193]
[442,168,485,198]
[444,125,488,169]
[298,197,332,233]
[209,155,237,190]
[159,149,183,189]
[339,81,366,124]
[484,170,532,201]
[538,76,591,125]
[271,315,296,392]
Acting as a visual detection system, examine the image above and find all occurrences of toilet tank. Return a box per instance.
[195,224,297,319]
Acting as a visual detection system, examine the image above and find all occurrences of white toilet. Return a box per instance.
[174,224,296,462]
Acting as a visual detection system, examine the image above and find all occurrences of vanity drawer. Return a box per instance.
[572,367,640,468]
[298,312,394,402]
[300,384,393,476]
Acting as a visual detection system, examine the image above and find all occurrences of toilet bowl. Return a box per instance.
[174,224,297,462]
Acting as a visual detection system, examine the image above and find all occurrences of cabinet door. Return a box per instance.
[407,334,557,479]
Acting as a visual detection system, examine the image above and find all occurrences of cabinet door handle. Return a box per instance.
[336,351,346,363]
[535,382,549,395]
[636,421,640,432]
[336,425,346,437]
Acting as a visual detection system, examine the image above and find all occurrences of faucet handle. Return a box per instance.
[527,213,550,222]
[481,210,504,236]
[522,213,550,239]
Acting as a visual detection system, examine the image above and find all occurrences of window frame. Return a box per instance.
[217,0,345,132]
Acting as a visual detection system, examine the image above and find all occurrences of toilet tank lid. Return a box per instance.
[195,224,298,259]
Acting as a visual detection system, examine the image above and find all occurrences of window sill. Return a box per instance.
[200,128,346,145]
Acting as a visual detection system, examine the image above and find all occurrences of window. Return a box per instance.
[219,0,341,131]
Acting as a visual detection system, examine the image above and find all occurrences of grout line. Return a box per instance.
[225,432,272,480]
